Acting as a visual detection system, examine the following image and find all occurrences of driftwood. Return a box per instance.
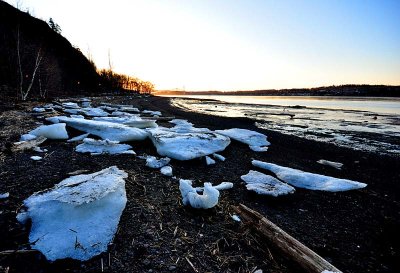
[0,249,41,256]
[11,136,47,152]
[233,204,342,273]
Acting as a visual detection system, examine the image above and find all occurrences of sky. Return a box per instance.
[6,0,400,91]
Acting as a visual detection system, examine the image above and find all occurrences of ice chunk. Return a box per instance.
[62,102,80,109]
[195,182,233,192]
[70,115,85,119]
[94,116,157,129]
[231,214,241,222]
[67,133,90,142]
[252,160,367,192]
[20,134,37,141]
[29,123,69,140]
[145,156,171,168]
[317,159,343,170]
[213,153,226,161]
[205,156,216,165]
[147,127,230,160]
[75,138,135,155]
[179,180,219,209]
[216,128,270,151]
[0,192,10,199]
[241,170,295,196]
[33,147,47,153]
[118,106,140,113]
[142,110,161,116]
[48,116,148,142]
[33,107,45,113]
[30,156,42,161]
[160,166,173,176]
[80,107,109,117]
[17,166,128,261]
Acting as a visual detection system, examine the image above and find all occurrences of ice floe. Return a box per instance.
[241,170,295,196]
[179,180,220,209]
[252,160,367,192]
[145,156,171,169]
[16,166,128,261]
[160,166,173,176]
[215,128,270,151]
[147,126,230,160]
[93,116,157,129]
[29,123,69,140]
[48,116,148,142]
[75,138,135,155]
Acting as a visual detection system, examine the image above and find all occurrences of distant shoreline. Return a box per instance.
[155,84,400,97]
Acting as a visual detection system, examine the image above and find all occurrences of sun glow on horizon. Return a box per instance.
[6,0,400,91]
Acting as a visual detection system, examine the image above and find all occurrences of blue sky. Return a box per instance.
[6,0,400,90]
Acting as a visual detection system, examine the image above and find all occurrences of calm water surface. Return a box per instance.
[168,95,400,155]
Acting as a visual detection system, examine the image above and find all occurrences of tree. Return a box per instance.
[48,17,61,34]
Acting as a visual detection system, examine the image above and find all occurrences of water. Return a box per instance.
[168,95,400,156]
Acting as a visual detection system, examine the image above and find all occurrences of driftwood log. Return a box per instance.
[11,136,47,152]
[233,204,342,273]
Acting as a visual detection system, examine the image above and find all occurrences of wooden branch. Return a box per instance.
[12,136,47,152]
[233,204,342,273]
[0,249,41,256]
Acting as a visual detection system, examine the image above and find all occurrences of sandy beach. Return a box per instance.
[0,95,398,273]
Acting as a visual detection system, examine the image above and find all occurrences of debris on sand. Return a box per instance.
[252,160,366,192]
[317,159,344,170]
[16,166,128,261]
[241,170,295,196]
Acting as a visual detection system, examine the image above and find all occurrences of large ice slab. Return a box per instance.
[16,166,128,261]
[147,127,230,160]
[29,123,69,140]
[179,180,220,209]
[241,170,295,196]
[252,160,367,192]
[215,128,270,151]
[75,138,135,155]
[93,116,157,129]
[48,116,148,142]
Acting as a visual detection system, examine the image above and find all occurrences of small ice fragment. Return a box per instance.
[20,134,37,141]
[317,159,343,170]
[160,166,173,176]
[33,107,45,113]
[0,192,10,199]
[33,147,46,153]
[62,102,80,109]
[195,182,233,192]
[29,123,69,140]
[30,156,42,161]
[179,180,219,209]
[142,110,162,116]
[206,156,216,165]
[145,156,171,169]
[249,145,269,152]
[231,214,241,222]
[213,153,225,161]
[70,115,85,119]
[67,133,90,142]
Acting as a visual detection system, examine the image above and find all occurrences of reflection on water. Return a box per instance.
[171,96,400,156]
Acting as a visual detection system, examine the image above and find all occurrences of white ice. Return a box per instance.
[145,156,171,169]
[33,147,47,153]
[205,156,216,165]
[252,160,367,192]
[30,156,42,161]
[160,166,173,176]
[195,182,233,192]
[33,107,45,113]
[212,153,226,161]
[29,123,69,140]
[147,127,230,161]
[231,214,241,222]
[179,180,220,209]
[62,102,80,109]
[67,133,90,142]
[241,170,295,196]
[142,110,162,116]
[118,106,140,113]
[75,138,135,155]
[80,107,109,117]
[94,116,157,129]
[216,128,270,151]
[20,134,37,141]
[317,159,343,170]
[0,192,9,199]
[47,116,148,142]
[17,166,128,261]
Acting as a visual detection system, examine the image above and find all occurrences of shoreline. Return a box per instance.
[0,94,398,273]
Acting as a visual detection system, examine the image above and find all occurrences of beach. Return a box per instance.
[0,95,399,273]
